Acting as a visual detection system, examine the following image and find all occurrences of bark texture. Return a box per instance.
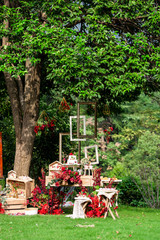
[2,0,41,176]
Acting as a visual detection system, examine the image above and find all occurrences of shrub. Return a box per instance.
[123,131,160,208]
[118,176,146,207]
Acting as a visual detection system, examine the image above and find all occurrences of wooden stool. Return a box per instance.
[97,188,119,220]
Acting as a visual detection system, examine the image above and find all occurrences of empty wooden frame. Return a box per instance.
[70,116,86,141]
[77,102,97,139]
[59,133,81,163]
[84,145,99,165]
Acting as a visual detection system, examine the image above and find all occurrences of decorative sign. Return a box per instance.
[8,170,17,179]
[0,132,3,178]
[84,145,99,165]
[70,116,86,141]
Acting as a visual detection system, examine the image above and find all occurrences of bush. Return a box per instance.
[123,131,160,208]
[118,176,147,207]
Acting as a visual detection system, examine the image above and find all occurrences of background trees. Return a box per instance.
[0,0,159,176]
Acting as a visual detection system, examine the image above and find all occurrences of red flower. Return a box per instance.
[38,204,49,215]
[109,127,113,131]
[69,153,73,155]
[62,167,66,171]
[53,209,63,215]
[40,124,46,131]
[55,182,60,187]
[34,126,40,134]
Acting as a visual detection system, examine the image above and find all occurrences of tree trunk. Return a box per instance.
[2,0,41,176]
[4,62,41,176]
[14,61,41,176]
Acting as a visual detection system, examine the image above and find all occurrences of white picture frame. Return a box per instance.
[70,116,86,141]
[84,145,99,165]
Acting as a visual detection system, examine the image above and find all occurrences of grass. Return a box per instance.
[0,205,160,240]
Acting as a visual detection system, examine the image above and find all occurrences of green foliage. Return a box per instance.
[0,1,159,108]
[0,179,5,190]
[118,176,147,207]
[100,142,121,172]
[0,73,15,177]
[123,131,160,173]
[109,162,128,179]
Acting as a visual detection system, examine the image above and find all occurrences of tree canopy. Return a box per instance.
[1,0,159,105]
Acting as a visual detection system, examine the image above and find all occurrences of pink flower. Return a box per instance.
[70,177,75,183]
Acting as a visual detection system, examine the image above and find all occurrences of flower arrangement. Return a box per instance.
[38,203,63,215]
[81,157,90,166]
[85,195,107,218]
[28,169,62,215]
[77,188,107,218]
[59,97,71,111]
[53,167,82,187]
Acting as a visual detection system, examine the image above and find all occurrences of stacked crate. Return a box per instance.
[3,198,26,215]
[3,172,35,214]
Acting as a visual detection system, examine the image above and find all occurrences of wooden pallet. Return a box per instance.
[3,198,26,215]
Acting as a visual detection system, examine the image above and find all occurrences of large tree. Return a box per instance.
[0,0,159,176]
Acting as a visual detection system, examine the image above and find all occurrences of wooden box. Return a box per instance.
[3,198,26,215]
[6,178,35,199]
[81,176,94,186]
[49,161,62,176]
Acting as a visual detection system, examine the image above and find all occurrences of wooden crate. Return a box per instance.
[3,198,26,215]
[6,178,35,199]
[45,175,94,187]
[81,176,94,186]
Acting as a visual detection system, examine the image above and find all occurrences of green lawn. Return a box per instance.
[0,206,160,240]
